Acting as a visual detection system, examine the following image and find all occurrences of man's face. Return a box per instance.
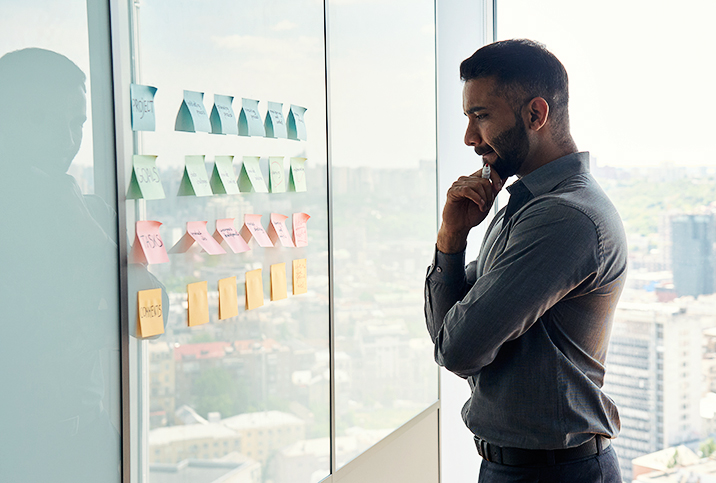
[462,77,530,179]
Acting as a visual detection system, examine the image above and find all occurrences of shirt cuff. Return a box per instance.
[427,245,466,284]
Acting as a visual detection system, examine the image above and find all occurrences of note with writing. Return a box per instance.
[187,281,209,327]
[175,90,211,133]
[293,259,308,295]
[238,156,268,193]
[245,269,264,310]
[293,212,310,247]
[210,94,238,135]
[238,98,265,137]
[212,218,250,253]
[264,101,287,138]
[240,214,274,247]
[169,221,226,255]
[287,104,307,141]
[218,276,239,320]
[126,155,166,200]
[130,84,157,132]
[289,157,307,192]
[130,220,169,264]
[137,288,164,337]
[267,213,295,247]
[210,155,240,195]
[178,155,213,196]
[270,263,287,301]
[269,156,285,193]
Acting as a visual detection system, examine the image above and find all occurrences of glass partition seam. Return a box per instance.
[432,3,441,483]
[323,0,337,475]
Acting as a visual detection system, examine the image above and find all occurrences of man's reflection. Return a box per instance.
[0,48,120,482]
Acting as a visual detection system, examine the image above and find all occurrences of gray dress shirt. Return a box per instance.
[425,152,627,450]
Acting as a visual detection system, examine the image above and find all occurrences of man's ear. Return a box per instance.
[525,97,549,131]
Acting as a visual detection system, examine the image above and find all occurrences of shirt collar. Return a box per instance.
[508,151,590,197]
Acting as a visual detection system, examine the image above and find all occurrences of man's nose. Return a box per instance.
[464,125,482,147]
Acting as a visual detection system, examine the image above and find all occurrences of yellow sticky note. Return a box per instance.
[187,281,209,326]
[218,276,239,320]
[293,259,307,295]
[245,269,264,310]
[137,288,164,337]
[270,263,287,301]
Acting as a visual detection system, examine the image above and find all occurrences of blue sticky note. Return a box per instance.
[210,94,238,135]
[238,98,266,137]
[130,84,157,132]
[175,90,212,133]
[287,105,307,141]
[264,101,287,138]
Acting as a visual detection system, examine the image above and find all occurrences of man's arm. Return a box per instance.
[427,201,602,378]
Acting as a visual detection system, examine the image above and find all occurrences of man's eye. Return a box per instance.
[476,114,487,120]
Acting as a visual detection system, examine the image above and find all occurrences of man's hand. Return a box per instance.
[437,165,503,253]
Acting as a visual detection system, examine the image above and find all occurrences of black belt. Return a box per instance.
[474,435,610,467]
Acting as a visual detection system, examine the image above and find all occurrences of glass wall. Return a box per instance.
[0,1,121,482]
[498,2,716,481]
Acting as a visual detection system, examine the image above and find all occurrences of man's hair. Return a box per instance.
[460,39,571,143]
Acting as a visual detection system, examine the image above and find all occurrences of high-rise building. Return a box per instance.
[671,213,716,297]
[603,303,702,481]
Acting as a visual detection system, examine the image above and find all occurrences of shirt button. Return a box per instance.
[436,266,442,273]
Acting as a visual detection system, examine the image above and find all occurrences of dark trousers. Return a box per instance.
[478,444,622,483]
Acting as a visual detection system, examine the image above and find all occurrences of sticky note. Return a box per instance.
[238,98,265,137]
[137,288,164,337]
[245,269,264,310]
[130,84,157,132]
[270,263,287,301]
[210,94,238,135]
[178,155,213,196]
[187,281,209,327]
[175,90,212,133]
[210,156,240,195]
[264,101,287,138]
[218,276,239,320]
[287,104,307,141]
[293,259,308,295]
[293,213,310,247]
[169,221,226,255]
[238,156,269,193]
[268,213,295,247]
[130,220,169,264]
[126,155,166,200]
[212,218,251,253]
[240,214,274,247]
[289,157,307,192]
[269,156,285,193]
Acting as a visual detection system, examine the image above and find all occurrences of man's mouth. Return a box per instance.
[478,148,497,163]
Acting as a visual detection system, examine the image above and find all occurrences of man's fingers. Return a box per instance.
[448,181,493,211]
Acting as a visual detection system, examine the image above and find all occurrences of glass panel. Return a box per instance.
[0,1,121,482]
[497,2,714,480]
[126,1,330,482]
[328,0,439,468]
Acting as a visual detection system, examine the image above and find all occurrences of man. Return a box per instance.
[425,39,627,482]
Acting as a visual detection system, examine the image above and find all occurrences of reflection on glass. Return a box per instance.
[0,46,121,482]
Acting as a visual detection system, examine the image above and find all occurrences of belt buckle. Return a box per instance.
[480,439,491,462]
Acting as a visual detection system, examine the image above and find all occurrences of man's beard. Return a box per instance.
[484,119,530,179]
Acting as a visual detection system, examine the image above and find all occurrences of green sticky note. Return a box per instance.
[178,155,213,196]
[175,90,211,133]
[264,101,287,138]
[210,94,238,135]
[289,157,307,192]
[210,155,239,195]
[287,105,307,141]
[130,84,157,132]
[238,98,265,137]
[269,156,285,193]
[239,156,269,193]
[127,155,166,200]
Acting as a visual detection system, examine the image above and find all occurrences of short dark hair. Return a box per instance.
[460,39,570,141]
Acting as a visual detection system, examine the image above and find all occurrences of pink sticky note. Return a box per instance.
[130,220,169,264]
[293,213,310,247]
[213,218,251,253]
[240,214,274,247]
[170,221,226,255]
[268,213,295,248]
